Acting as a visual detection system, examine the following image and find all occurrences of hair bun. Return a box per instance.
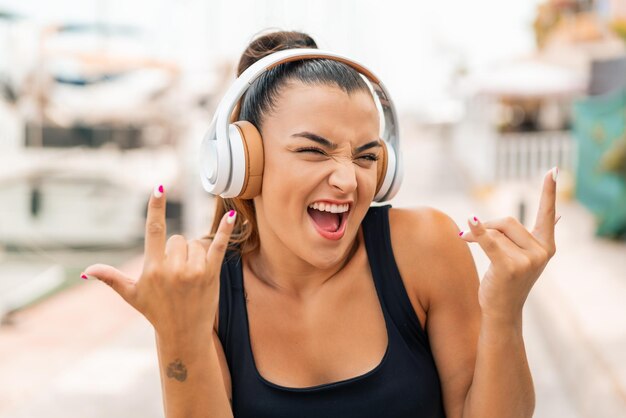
[237,30,318,76]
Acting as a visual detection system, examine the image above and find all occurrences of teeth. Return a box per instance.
[308,202,350,213]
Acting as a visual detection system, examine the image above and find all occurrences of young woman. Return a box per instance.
[83,31,559,418]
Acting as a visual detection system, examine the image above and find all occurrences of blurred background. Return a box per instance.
[0,0,625,417]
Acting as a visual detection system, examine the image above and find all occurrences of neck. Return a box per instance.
[245,234,360,300]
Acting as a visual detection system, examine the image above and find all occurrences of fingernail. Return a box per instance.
[551,166,559,182]
[226,210,237,225]
[469,215,479,226]
[458,231,465,236]
[153,184,164,198]
[80,273,88,280]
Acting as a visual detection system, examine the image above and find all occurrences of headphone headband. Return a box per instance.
[201,48,403,201]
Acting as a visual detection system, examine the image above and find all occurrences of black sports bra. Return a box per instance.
[217,204,446,417]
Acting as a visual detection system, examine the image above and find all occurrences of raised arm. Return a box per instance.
[456,167,558,418]
[83,185,235,418]
[390,167,559,418]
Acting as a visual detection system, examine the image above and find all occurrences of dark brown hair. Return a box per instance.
[207,30,370,255]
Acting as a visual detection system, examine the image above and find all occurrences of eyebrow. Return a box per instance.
[291,131,382,153]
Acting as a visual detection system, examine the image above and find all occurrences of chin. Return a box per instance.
[300,246,349,270]
[300,223,359,269]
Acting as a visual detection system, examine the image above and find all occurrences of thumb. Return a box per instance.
[82,263,136,303]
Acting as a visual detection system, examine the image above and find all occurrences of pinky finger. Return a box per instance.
[205,210,237,268]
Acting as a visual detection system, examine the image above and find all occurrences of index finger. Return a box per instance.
[532,167,558,245]
[144,184,167,263]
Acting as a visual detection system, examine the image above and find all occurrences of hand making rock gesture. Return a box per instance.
[459,167,560,323]
[81,185,237,335]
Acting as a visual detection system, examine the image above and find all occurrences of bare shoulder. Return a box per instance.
[387,206,477,311]
[388,206,481,416]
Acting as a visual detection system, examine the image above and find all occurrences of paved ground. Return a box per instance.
[1,130,624,417]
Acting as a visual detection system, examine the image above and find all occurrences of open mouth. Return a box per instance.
[306,202,350,240]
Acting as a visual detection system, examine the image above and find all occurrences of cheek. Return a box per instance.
[260,153,321,226]
[356,166,378,199]
[262,151,316,196]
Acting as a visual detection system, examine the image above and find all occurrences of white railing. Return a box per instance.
[494,130,576,183]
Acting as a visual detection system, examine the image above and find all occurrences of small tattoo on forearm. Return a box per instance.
[166,359,188,382]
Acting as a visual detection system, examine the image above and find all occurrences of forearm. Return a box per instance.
[155,327,233,418]
[462,315,535,418]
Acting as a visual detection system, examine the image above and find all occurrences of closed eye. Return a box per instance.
[295,147,379,162]
[358,154,379,162]
[296,147,327,156]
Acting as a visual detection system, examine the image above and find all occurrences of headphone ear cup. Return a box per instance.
[233,121,264,199]
[374,140,399,202]
[375,141,389,197]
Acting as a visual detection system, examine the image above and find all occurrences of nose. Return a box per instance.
[328,159,357,194]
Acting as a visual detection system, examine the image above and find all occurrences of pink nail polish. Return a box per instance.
[473,216,478,222]
[81,273,88,280]
[227,210,237,225]
[159,185,164,193]
[459,231,464,236]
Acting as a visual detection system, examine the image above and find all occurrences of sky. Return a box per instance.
[0,0,543,113]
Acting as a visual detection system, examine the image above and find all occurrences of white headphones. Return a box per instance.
[199,48,403,202]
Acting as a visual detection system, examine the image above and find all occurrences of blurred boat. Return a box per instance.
[0,20,184,249]
[0,143,179,248]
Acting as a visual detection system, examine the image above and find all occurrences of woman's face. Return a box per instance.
[254,81,381,269]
